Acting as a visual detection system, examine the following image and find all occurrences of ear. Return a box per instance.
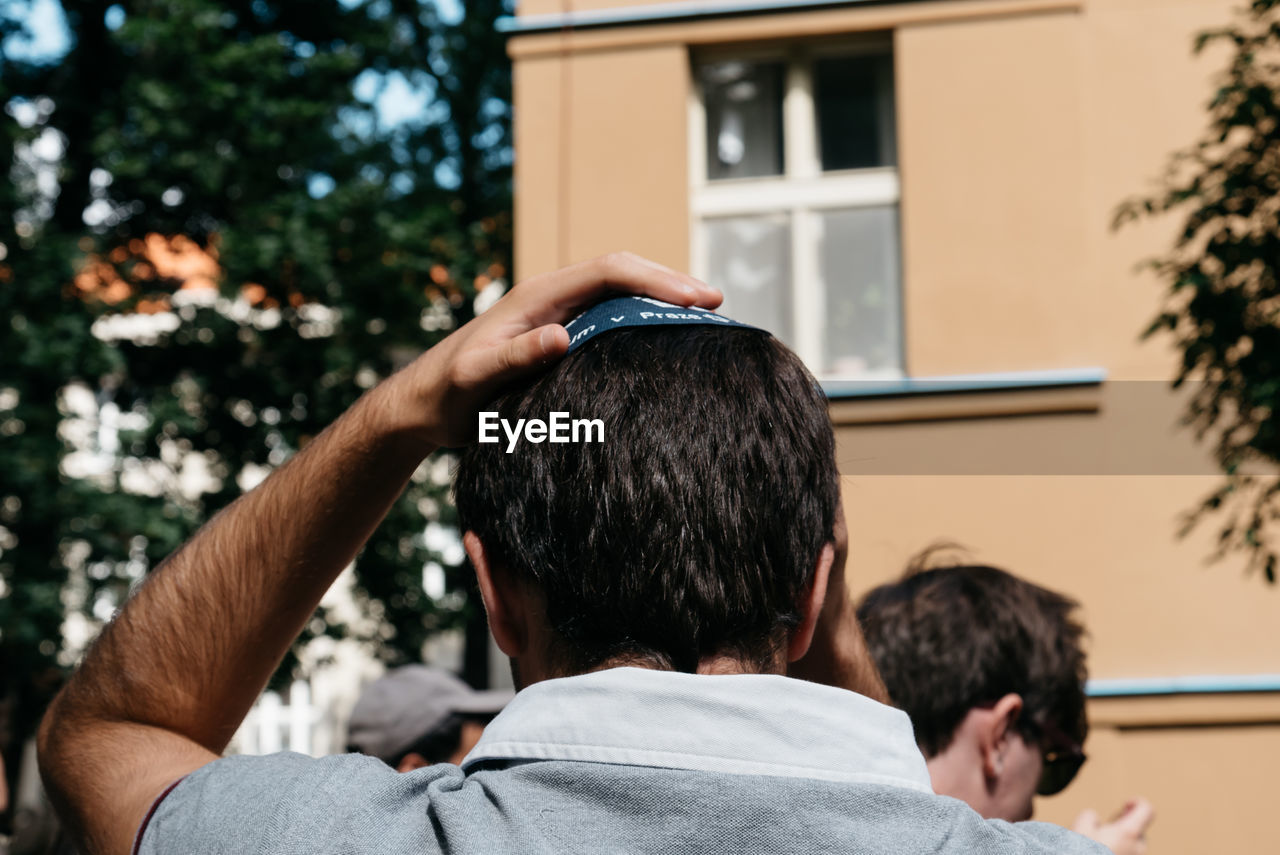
[786,542,834,662]
[980,693,1025,781]
[464,531,529,658]
[395,752,430,773]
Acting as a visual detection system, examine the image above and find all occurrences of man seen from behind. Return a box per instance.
[38,254,1107,854]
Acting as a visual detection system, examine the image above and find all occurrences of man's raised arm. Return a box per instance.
[37,253,720,855]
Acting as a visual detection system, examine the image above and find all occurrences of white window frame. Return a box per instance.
[689,38,903,378]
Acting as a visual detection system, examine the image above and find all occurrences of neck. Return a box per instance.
[512,649,786,689]
[695,653,782,675]
[926,743,985,810]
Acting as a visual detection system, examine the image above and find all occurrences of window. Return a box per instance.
[690,40,902,378]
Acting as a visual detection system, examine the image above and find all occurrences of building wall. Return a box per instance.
[510,1,1279,850]
[513,44,691,275]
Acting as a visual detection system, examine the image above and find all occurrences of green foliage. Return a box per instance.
[1115,0,1280,582]
[0,0,512,780]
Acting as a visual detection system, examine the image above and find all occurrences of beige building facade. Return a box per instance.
[506,0,1280,850]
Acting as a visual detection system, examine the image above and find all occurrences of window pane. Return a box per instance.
[820,205,901,376]
[705,214,792,344]
[700,61,784,180]
[814,52,896,170]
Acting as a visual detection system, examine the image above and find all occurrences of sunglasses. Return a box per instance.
[1033,718,1086,796]
[1037,745,1086,795]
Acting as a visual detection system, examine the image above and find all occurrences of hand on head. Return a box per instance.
[392,252,721,449]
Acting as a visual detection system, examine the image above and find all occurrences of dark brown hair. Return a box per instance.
[857,559,1088,756]
[454,325,838,674]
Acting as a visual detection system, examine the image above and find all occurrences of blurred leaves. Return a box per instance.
[1116,0,1280,582]
[0,0,512,768]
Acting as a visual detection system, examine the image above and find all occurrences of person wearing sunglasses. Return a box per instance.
[857,557,1154,854]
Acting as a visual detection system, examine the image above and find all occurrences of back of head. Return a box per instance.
[454,325,837,675]
[856,559,1087,756]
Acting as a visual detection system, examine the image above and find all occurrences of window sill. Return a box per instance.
[1086,676,1280,728]
[823,367,1106,426]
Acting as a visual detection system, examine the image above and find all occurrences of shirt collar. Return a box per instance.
[462,667,932,792]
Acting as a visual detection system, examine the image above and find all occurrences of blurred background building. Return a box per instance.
[503,0,1280,851]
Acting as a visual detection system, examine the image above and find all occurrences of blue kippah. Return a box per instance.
[563,296,764,354]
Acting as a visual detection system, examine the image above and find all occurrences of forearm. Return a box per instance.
[45,377,431,751]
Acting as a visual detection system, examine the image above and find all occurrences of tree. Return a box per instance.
[0,0,513,799]
[1116,0,1280,581]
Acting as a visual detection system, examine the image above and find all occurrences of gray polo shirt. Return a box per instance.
[139,668,1105,853]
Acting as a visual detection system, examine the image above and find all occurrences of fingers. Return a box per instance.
[463,323,570,390]
[625,254,721,306]
[1073,800,1154,855]
[513,252,722,327]
[419,252,717,446]
[1113,798,1155,836]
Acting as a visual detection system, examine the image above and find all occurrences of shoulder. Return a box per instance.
[990,819,1112,855]
[136,752,464,854]
[880,790,1110,855]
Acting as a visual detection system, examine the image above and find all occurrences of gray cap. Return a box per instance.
[346,666,513,764]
